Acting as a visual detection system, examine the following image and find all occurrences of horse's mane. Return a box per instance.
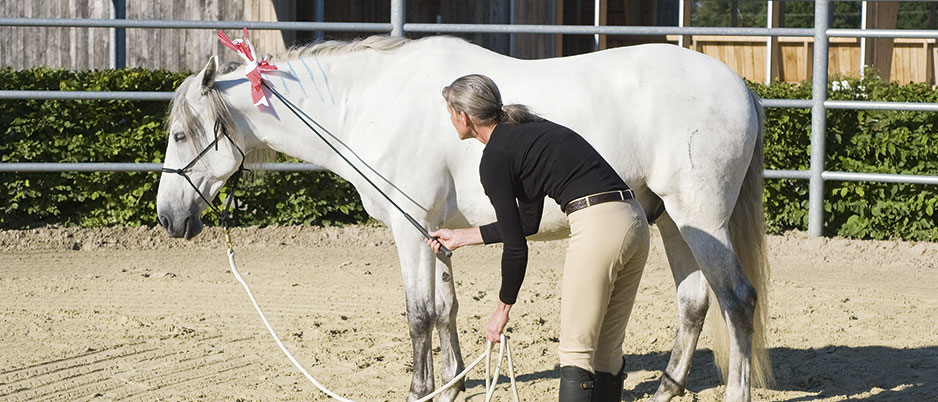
[275,35,420,62]
[166,77,276,172]
[167,35,453,170]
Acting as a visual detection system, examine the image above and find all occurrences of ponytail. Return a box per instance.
[499,103,541,124]
[443,74,542,125]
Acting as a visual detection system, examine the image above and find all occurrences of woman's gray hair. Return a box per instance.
[442,74,542,125]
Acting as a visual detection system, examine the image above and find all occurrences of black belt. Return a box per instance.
[564,189,634,215]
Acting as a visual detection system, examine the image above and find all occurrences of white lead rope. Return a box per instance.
[223,230,520,402]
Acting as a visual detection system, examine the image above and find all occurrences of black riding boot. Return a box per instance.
[592,357,627,402]
[559,365,594,402]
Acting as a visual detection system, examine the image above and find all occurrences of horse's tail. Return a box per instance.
[711,89,774,389]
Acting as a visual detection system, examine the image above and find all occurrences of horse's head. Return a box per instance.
[156,57,244,239]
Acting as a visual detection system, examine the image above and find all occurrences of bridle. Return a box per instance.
[160,119,248,229]
[159,83,453,257]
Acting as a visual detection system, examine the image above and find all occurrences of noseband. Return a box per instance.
[160,119,248,228]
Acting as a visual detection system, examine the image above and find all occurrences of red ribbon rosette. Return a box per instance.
[217,27,279,107]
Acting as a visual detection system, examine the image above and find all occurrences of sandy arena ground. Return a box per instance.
[1,224,936,401]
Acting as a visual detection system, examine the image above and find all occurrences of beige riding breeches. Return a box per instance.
[558,198,650,374]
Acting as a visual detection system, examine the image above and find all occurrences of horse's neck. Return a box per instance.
[230,52,390,180]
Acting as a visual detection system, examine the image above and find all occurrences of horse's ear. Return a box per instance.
[199,56,218,92]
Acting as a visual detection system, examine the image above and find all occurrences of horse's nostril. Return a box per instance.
[158,215,170,230]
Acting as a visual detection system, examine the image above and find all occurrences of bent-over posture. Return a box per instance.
[427,74,650,402]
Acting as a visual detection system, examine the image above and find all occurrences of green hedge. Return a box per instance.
[0,68,367,228]
[750,70,938,240]
[1,67,936,240]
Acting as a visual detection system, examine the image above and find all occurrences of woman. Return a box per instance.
[427,74,649,402]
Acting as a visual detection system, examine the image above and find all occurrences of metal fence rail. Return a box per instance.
[2,0,937,236]
[0,90,174,101]
[0,163,324,173]
[0,17,391,32]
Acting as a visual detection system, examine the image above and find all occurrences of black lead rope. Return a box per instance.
[261,81,453,258]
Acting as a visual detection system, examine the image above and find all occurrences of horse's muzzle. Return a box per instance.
[159,214,204,239]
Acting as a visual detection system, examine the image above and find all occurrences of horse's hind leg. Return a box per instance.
[669,215,756,402]
[433,255,465,401]
[651,212,710,402]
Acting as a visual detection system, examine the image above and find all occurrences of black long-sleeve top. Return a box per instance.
[478,120,629,304]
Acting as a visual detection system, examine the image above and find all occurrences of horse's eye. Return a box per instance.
[173,132,186,142]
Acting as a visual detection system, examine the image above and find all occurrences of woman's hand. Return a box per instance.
[426,228,460,252]
[485,301,512,343]
[425,227,484,253]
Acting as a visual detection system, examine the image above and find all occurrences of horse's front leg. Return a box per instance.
[392,223,438,401]
[392,220,465,402]
[433,252,466,402]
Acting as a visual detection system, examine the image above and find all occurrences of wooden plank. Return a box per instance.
[933,44,938,86]
[767,0,780,83]
[749,42,763,81]
[896,43,911,83]
[681,0,691,49]
[555,0,563,57]
[166,0,177,71]
[22,0,34,68]
[56,0,68,69]
[780,42,801,82]
[669,35,858,44]
[0,0,8,68]
[868,1,898,80]
[513,0,553,59]
[597,0,607,50]
[927,41,935,86]
[488,0,511,54]
[66,0,75,69]
[804,39,812,81]
[183,0,198,72]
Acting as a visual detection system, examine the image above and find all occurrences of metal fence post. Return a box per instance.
[109,0,126,69]
[808,0,831,236]
[390,0,405,37]
[314,0,325,42]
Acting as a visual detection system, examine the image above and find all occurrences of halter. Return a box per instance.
[160,119,248,230]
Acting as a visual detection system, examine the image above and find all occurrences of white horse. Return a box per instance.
[156,35,771,402]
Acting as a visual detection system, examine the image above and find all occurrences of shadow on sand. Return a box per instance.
[465,345,938,401]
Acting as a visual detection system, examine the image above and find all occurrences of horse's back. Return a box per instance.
[517,44,760,208]
[407,39,760,232]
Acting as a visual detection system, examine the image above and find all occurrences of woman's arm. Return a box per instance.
[426,227,483,252]
[477,197,544,243]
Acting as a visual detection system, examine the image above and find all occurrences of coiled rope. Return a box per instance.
[223,229,520,402]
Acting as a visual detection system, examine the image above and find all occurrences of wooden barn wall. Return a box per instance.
[1,0,294,72]
[512,0,556,59]
[317,0,562,59]
[0,0,111,71]
[126,0,293,72]
[679,35,935,85]
[2,0,935,84]
[409,0,513,56]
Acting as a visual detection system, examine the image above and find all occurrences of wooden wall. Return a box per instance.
[127,0,294,72]
[1,0,294,72]
[2,0,936,84]
[672,35,937,85]
[0,0,112,71]
[409,0,513,56]
[1,0,562,70]
[511,0,557,59]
